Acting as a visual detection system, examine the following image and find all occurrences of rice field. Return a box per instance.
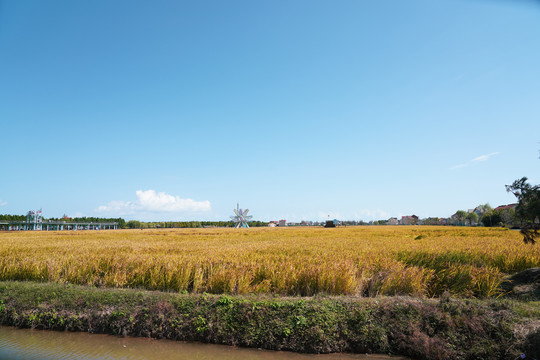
[0,226,538,298]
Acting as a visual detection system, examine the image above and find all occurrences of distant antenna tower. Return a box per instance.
[231,203,253,228]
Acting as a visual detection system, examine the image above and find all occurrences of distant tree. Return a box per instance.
[467,212,478,226]
[0,214,26,222]
[116,218,126,228]
[127,220,142,229]
[474,204,492,219]
[499,207,516,227]
[423,217,441,225]
[454,210,468,226]
[481,210,502,227]
[506,177,540,244]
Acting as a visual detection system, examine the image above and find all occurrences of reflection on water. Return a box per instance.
[0,326,408,360]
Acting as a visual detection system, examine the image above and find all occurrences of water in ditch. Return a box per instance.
[0,326,410,360]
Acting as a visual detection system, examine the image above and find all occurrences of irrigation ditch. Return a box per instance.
[0,280,538,360]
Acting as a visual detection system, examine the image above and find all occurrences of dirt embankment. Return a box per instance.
[1,281,539,359]
[501,267,540,301]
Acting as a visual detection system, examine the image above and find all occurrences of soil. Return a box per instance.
[501,267,540,300]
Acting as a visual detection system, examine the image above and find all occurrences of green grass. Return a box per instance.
[0,280,538,359]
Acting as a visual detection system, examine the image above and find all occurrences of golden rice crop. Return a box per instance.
[0,226,538,298]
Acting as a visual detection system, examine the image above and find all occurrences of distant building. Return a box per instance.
[278,219,287,227]
[387,217,398,225]
[494,204,518,211]
[400,215,419,225]
[472,205,491,218]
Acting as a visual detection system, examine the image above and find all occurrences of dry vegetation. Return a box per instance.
[0,226,538,297]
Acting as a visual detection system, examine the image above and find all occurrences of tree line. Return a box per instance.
[48,217,127,228]
[0,215,268,229]
[0,214,26,222]
[125,220,269,229]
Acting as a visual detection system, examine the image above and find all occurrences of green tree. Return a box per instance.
[506,177,540,244]
[127,220,142,229]
[423,217,441,225]
[467,212,478,226]
[481,210,502,227]
[499,207,516,227]
[454,210,468,226]
[474,204,492,218]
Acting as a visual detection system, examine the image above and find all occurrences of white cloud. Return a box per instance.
[0,199,7,206]
[471,152,499,162]
[97,190,211,215]
[450,152,500,170]
[449,163,467,170]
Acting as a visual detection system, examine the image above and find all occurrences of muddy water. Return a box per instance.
[0,326,409,360]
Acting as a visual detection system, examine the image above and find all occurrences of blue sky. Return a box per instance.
[1,0,539,222]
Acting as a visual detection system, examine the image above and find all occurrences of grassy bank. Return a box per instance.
[0,281,538,360]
